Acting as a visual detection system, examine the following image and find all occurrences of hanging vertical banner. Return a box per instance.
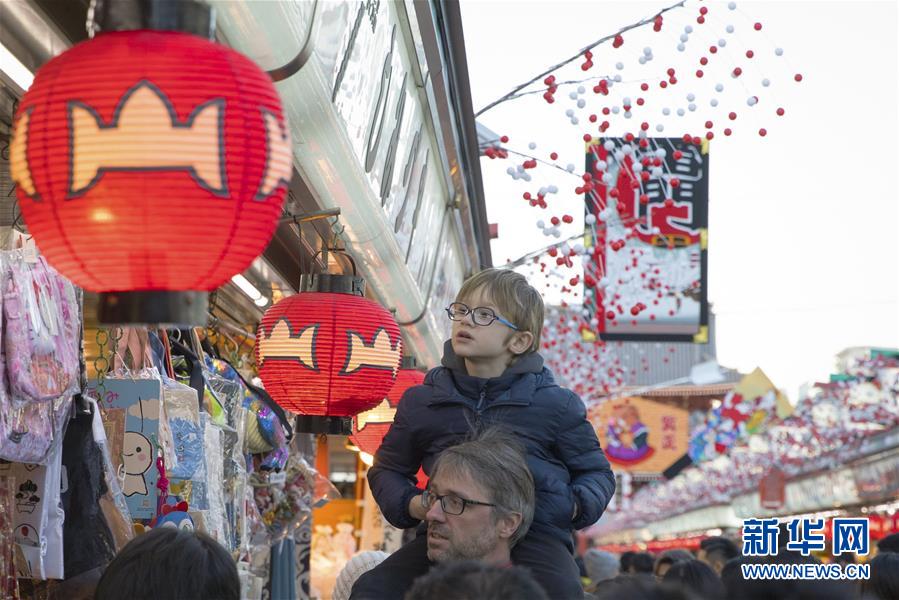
[584,137,709,342]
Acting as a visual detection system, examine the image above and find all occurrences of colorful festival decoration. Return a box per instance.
[9,2,291,324]
[256,275,403,428]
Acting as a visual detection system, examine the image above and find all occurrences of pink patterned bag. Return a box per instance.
[2,253,79,403]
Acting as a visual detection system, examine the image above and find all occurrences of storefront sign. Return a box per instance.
[584,137,709,342]
[759,467,786,510]
[590,397,688,474]
[852,451,899,502]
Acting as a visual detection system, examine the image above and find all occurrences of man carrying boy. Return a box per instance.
[351,269,615,599]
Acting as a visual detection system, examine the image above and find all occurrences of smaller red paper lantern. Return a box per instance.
[350,360,426,456]
[256,274,403,433]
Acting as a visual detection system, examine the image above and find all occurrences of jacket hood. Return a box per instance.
[440,339,544,377]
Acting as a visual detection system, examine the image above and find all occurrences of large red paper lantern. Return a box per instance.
[256,274,403,432]
[350,362,426,456]
[9,1,291,324]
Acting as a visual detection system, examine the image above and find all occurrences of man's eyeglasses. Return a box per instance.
[445,302,519,330]
[421,489,496,516]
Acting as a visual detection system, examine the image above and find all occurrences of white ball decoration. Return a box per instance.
[656,124,665,132]
[685,25,693,33]
[688,103,697,111]
[715,83,724,92]
[747,96,758,106]
[615,62,624,70]
[679,34,689,43]
[728,1,736,8]
[710,98,719,107]
[613,74,622,82]
[596,160,607,170]
[687,93,696,101]
[506,167,515,175]
[570,117,579,125]
[624,111,632,119]
[762,78,771,87]
[565,108,575,117]
[566,164,576,172]
[775,48,784,56]
[718,39,727,47]
[643,47,652,56]
[577,98,586,109]
[552,229,562,239]
[633,162,643,172]
[726,25,735,33]
[638,56,647,65]
[529,141,538,149]
[585,214,596,225]
[569,91,579,100]
[536,220,546,229]
[577,85,586,94]
[603,140,616,151]
[611,106,620,114]
[677,43,686,52]
[677,108,685,116]
[662,107,671,116]
[651,167,663,177]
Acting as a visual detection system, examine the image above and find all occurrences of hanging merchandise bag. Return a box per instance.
[2,253,79,402]
[0,251,77,464]
[162,380,204,481]
[89,378,163,522]
[60,398,118,579]
[5,427,66,580]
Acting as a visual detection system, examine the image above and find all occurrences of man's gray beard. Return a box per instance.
[428,528,501,563]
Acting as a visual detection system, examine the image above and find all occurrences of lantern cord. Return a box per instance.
[474,0,686,118]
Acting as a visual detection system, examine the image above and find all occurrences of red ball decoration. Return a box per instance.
[350,366,426,457]
[10,21,290,323]
[256,277,403,418]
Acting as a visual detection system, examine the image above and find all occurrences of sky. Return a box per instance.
[460,0,899,398]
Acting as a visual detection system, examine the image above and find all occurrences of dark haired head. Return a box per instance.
[654,549,694,578]
[94,527,239,600]
[662,560,725,600]
[594,576,699,600]
[700,537,739,574]
[404,560,548,600]
[620,551,636,573]
[877,532,899,554]
[861,552,899,600]
[631,552,655,574]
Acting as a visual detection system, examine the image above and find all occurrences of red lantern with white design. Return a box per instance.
[256,274,403,434]
[8,0,291,324]
[350,358,426,456]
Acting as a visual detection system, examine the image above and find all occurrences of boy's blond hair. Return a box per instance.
[455,269,544,353]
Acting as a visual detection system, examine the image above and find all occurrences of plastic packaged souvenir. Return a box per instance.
[87,397,134,552]
[163,380,204,481]
[200,415,228,545]
[2,252,79,403]
[7,431,65,580]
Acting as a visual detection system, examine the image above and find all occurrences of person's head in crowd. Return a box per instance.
[722,548,855,600]
[594,576,700,600]
[585,549,620,587]
[404,560,548,600]
[654,549,694,579]
[861,552,899,600]
[630,552,655,575]
[94,527,239,600]
[877,532,899,554]
[332,551,389,600]
[620,551,636,574]
[698,537,740,574]
[662,559,725,600]
[423,427,535,565]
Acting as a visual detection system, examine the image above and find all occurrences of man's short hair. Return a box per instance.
[631,552,655,574]
[430,427,535,547]
[878,532,899,554]
[405,560,548,600]
[456,268,545,352]
[701,536,739,564]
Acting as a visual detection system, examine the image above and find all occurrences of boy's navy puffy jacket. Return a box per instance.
[368,342,616,546]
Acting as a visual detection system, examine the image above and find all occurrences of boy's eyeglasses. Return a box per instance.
[421,489,496,516]
[445,302,519,330]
